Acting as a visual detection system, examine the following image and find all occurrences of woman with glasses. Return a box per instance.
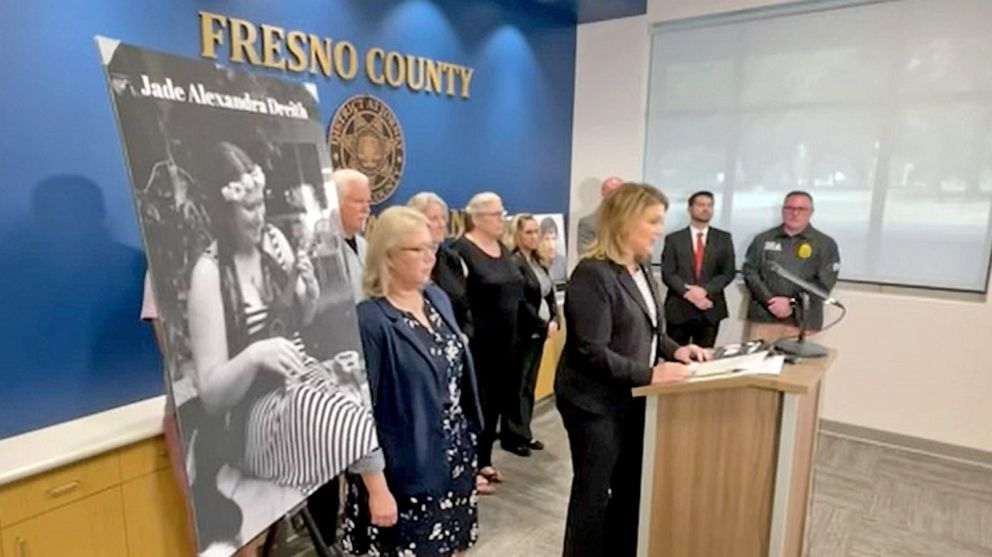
[407,192,474,340]
[454,192,525,493]
[342,206,483,557]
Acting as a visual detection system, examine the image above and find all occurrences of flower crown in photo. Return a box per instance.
[221,166,266,203]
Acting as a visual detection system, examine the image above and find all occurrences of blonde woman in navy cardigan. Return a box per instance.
[342,206,484,557]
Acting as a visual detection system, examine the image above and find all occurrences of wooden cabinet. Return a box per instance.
[0,436,191,557]
[0,452,120,527]
[122,468,190,557]
[1,487,128,557]
[535,319,566,400]
[119,437,172,481]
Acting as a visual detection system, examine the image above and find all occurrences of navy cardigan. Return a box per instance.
[357,285,484,496]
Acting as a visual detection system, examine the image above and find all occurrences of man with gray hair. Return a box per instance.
[309,168,372,545]
[334,169,372,302]
[742,190,840,341]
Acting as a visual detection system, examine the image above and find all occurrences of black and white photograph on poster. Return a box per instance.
[96,37,378,556]
[532,213,567,284]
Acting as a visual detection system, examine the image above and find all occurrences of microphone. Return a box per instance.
[767,261,844,309]
[763,260,846,359]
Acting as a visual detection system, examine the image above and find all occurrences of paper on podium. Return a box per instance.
[750,354,785,375]
[687,351,784,379]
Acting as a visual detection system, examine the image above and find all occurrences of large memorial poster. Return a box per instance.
[97,37,377,556]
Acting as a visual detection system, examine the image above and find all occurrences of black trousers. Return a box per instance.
[666,317,720,348]
[558,396,644,557]
[501,335,546,446]
[474,352,506,469]
[471,333,516,468]
[307,475,341,544]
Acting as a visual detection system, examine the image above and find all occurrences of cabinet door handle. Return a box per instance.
[46,480,81,498]
[15,536,27,557]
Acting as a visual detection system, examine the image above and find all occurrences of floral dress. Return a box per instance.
[343,299,479,557]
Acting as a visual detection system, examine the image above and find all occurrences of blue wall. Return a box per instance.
[0,0,575,438]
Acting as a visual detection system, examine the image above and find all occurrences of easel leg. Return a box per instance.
[259,520,280,557]
[258,505,334,557]
[299,507,334,557]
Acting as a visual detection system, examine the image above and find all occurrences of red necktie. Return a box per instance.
[693,231,704,279]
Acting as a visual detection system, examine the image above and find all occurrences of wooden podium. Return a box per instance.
[631,353,832,557]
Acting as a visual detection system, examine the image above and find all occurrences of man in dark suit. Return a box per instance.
[661,191,736,348]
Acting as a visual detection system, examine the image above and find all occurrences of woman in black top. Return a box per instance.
[407,192,474,340]
[501,214,559,456]
[454,192,524,492]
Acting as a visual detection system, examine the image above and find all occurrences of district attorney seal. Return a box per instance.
[328,94,405,204]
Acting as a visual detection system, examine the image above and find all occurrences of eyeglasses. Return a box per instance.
[782,206,811,213]
[476,210,508,218]
[397,244,438,257]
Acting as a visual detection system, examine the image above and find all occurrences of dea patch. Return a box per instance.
[328,94,405,204]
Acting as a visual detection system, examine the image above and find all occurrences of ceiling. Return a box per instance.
[501,0,648,24]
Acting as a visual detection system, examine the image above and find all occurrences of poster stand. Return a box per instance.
[260,504,334,557]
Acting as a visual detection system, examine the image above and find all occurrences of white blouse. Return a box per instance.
[630,266,658,366]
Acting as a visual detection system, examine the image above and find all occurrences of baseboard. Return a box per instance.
[534,394,557,415]
[819,419,992,469]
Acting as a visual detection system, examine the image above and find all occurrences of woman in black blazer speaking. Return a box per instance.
[555,183,709,557]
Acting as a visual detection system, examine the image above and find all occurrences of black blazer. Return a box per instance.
[514,250,559,339]
[431,241,474,340]
[661,227,736,325]
[555,258,680,416]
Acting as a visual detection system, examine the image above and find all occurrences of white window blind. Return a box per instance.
[645,0,992,291]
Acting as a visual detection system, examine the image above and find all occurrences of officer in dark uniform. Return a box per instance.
[742,190,840,340]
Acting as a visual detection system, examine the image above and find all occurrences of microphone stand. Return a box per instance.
[774,291,828,358]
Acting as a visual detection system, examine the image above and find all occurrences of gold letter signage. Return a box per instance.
[199,11,475,98]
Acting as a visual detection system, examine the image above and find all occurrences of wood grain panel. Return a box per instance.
[535,320,566,400]
[122,469,192,557]
[647,388,781,557]
[784,382,823,556]
[0,487,127,557]
[0,452,120,527]
[118,438,170,482]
